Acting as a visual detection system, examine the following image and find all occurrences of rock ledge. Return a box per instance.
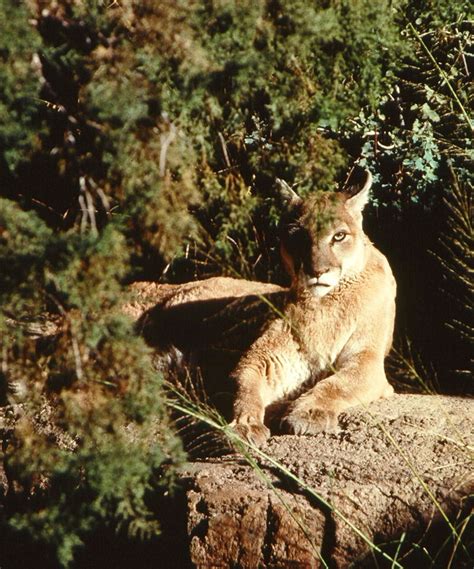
[175,394,473,568]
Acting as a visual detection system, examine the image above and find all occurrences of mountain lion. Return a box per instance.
[133,170,396,445]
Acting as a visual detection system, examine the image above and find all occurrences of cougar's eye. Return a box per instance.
[333,231,347,242]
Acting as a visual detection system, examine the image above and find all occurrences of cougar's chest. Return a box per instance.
[288,294,357,372]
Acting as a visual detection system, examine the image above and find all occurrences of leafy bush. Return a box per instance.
[0,0,44,173]
[0,199,183,567]
[2,0,407,277]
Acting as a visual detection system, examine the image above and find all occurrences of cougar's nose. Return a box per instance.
[313,268,329,279]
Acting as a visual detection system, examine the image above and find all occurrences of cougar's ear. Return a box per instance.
[276,178,302,208]
[344,169,372,212]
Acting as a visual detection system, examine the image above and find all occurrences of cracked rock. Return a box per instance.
[174,394,473,568]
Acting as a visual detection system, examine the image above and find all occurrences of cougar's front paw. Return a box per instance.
[283,404,338,436]
[230,418,270,447]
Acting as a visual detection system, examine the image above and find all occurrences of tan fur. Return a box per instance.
[124,278,283,319]
[133,171,396,445]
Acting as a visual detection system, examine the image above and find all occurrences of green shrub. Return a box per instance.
[0,199,184,567]
[0,0,44,177]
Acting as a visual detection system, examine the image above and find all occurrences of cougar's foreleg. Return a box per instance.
[230,322,311,446]
[230,367,271,446]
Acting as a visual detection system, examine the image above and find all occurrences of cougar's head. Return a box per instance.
[278,170,372,297]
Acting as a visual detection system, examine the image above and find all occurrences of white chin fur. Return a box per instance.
[309,284,333,297]
[306,275,339,297]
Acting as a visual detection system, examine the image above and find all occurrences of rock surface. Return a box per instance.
[174,394,473,568]
[1,394,472,568]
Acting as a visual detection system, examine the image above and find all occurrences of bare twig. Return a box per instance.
[218,132,232,169]
[159,124,177,177]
